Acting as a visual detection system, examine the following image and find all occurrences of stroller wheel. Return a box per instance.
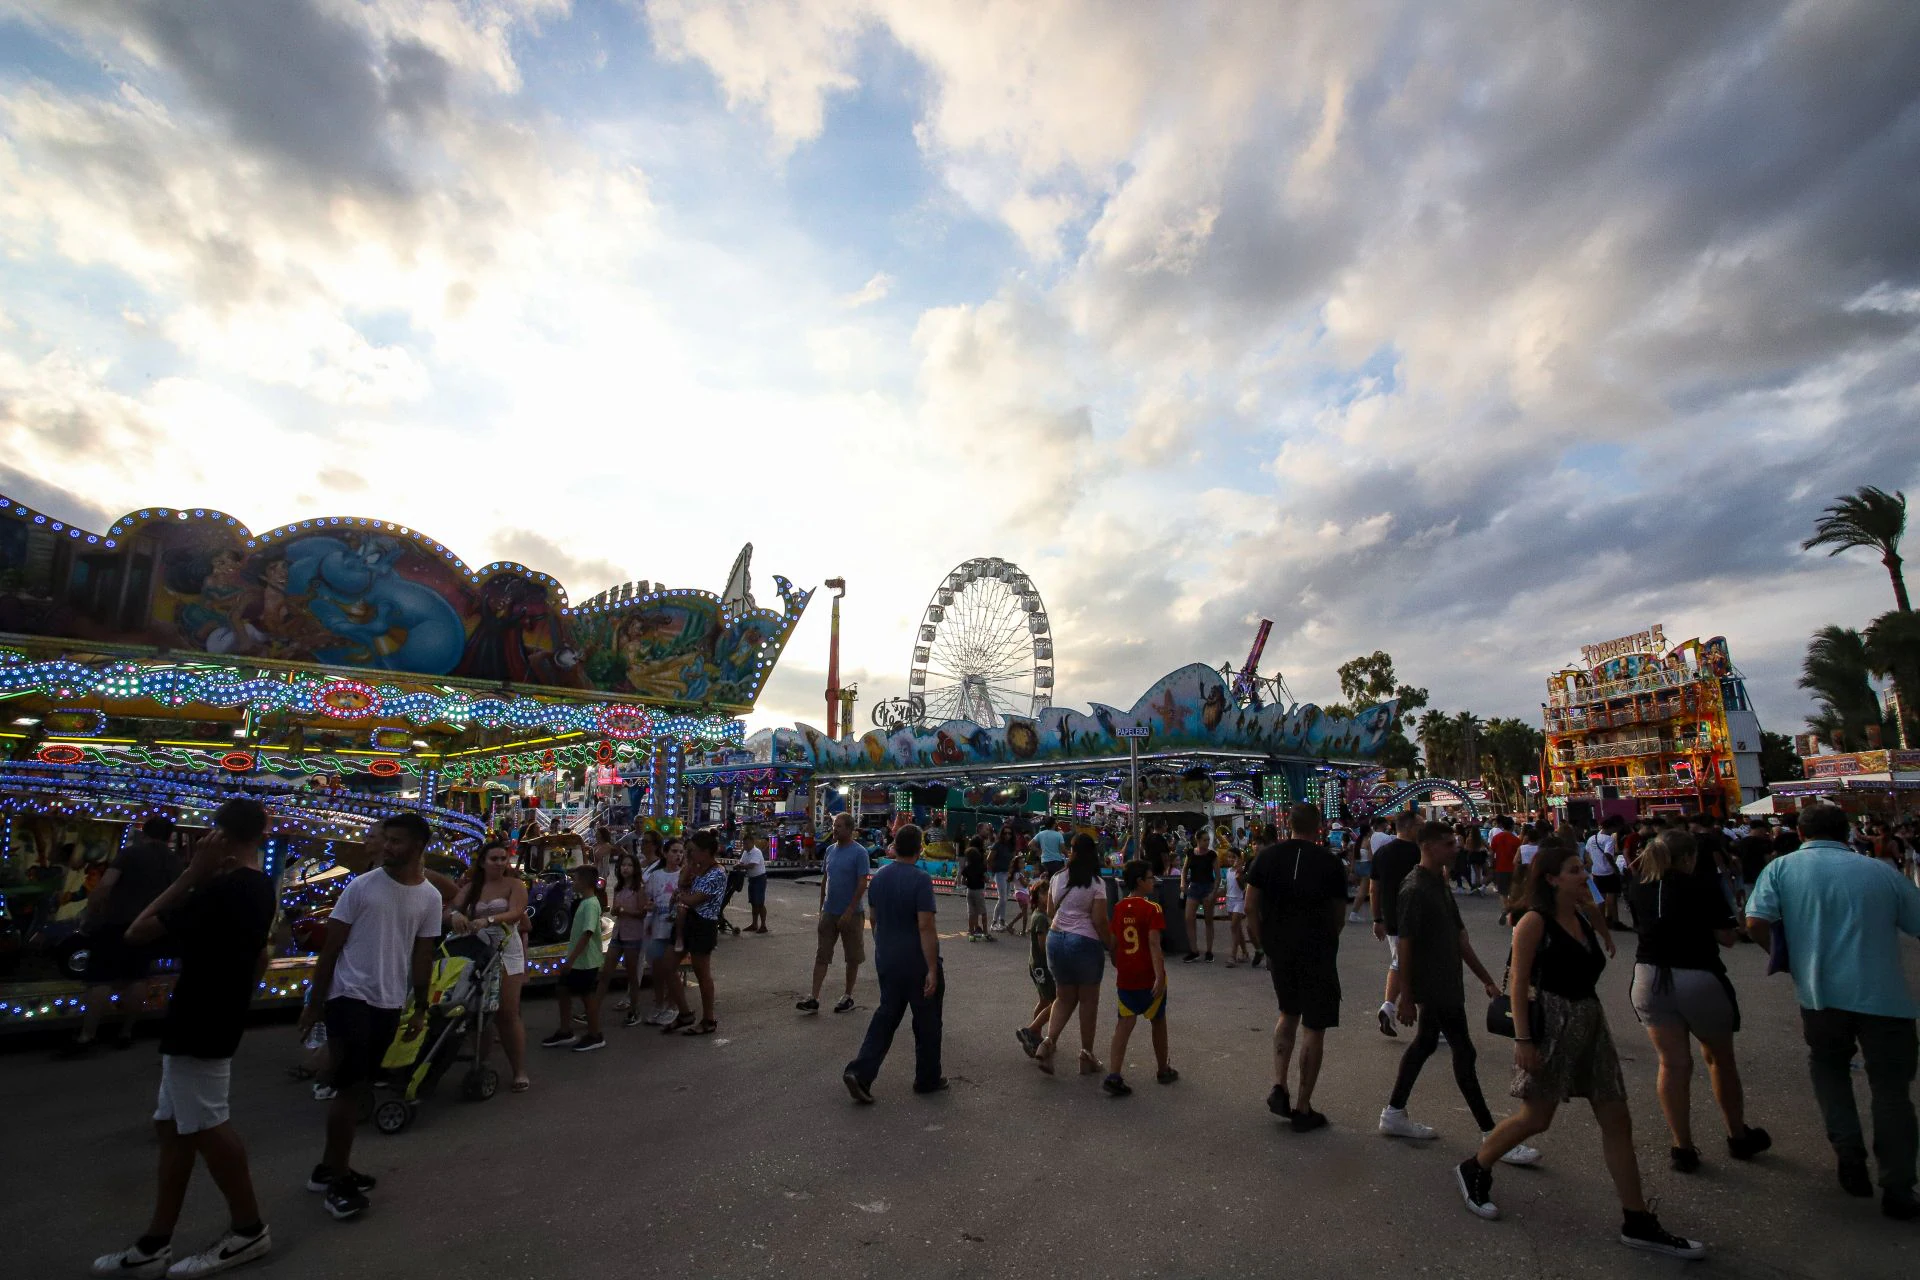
[461,1067,499,1101]
[373,1099,412,1135]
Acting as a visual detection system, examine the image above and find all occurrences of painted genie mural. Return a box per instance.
[745,663,1398,776]
[0,494,808,712]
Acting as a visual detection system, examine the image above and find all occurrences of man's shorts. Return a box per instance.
[1116,986,1166,1022]
[1492,871,1513,896]
[1269,956,1341,1031]
[1385,934,1400,972]
[816,910,867,965]
[324,997,402,1092]
[561,966,599,995]
[967,889,988,914]
[154,1054,232,1135]
[747,875,767,906]
[1593,873,1624,896]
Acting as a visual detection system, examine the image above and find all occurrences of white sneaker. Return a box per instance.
[1347,911,1365,923]
[1495,1138,1543,1166]
[1379,1106,1437,1140]
[165,1227,270,1277]
[91,1244,170,1278]
[648,1008,677,1027]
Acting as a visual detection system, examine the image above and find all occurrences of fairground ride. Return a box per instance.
[0,492,808,1029]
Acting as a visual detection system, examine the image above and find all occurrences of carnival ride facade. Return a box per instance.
[1541,625,1764,823]
[745,660,1399,884]
[0,491,808,1028]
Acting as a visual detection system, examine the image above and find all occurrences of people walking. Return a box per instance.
[990,824,1017,931]
[299,814,443,1222]
[1744,800,1920,1220]
[1224,848,1250,966]
[1625,831,1769,1173]
[961,837,991,941]
[843,825,944,1101]
[90,800,276,1280]
[61,815,181,1058]
[1104,860,1175,1096]
[1585,817,1628,931]
[645,839,691,1029]
[600,853,649,1027]
[1380,822,1540,1167]
[1459,840,1704,1258]
[1181,828,1219,963]
[800,813,869,1015]
[450,841,530,1092]
[1015,876,1054,1056]
[1034,834,1112,1076]
[1369,812,1421,1038]
[1244,804,1349,1132]
[1488,815,1521,901]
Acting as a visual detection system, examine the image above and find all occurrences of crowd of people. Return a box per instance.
[61,790,1920,1276]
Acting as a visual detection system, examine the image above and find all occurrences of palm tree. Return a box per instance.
[1452,710,1484,779]
[1798,625,1885,747]
[1864,609,1920,748]
[1803,486,1909,613]
[1417,709,1458,778]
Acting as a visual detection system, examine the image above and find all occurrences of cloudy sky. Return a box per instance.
[3,1,1916,739]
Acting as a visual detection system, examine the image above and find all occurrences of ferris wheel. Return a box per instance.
[908,557,1054,727]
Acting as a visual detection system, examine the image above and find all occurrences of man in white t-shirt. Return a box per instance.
[299,815,443,1222]
[738,831,770,934]
[1584,817,1626,930]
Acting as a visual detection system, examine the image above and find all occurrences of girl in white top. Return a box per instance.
[1035,835,1112,1076]
[1224,851,1250,966]
[640,841,689,1027]
[450,841,530,1092]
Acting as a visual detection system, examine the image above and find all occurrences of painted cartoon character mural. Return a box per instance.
[280,535,466,673]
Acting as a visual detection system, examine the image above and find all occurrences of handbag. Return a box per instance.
[1485,922,1547,1039]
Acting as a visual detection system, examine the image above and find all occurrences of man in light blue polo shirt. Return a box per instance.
[1033,819,1066,868]
[1746,800,1920,1220]
[799,813,871,1015]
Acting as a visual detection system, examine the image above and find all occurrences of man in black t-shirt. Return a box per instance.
[1243,803,1349,1132]
[61,816,182,1056]
[1368,812,1422,1038]
[91,798,277,1280]
[962,840,991,940]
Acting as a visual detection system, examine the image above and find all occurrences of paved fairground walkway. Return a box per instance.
[5,880,1916,1279]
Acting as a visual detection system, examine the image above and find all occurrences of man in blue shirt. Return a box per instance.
[1033,818,1067,869]
[844,824,944,1102]
[1746,800,1920,1220]
[799,813,870,1015]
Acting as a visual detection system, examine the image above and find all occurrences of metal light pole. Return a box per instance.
[824,577,846,738]
[1119,725,1149,860]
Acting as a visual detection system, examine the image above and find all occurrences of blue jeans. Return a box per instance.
[847,963,944,1090]
[991,871,1011,924]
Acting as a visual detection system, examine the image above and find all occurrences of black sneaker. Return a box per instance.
[796,997,820,1013]
[1670,1146,1701,1173]
[1885,1190,1920,1222]
[622,1012,640,1028]
[1250,951,1263,968]
[540,1030,577,1048]
[325,1183,369,1221]
[1266,1084,1293,1119]
[306,1166,376,1194]
[833,995,856,1013]
[843,1070,874,1105]
[1290,1107,1328,1133]
[912,1077,950,1095]
[1203,952,1214,963]
[1015,1027,1040,1058]
[1377,1006,1398,1038]
[1183,952,1200,964]
[1619,1210,1705,1259]
[1156,1066,1179,1085]
[1455,1157,1499,1220]
[572,1033,606,1053]
[1726,1126,1771,1161]
[1102,1073,1132,1097]
[1839,1155,1874,1197]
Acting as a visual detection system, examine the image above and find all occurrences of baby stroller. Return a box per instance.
[369,929,503,1135]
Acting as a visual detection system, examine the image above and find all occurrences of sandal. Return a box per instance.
[1034,1039,1056,1075]
[1079,1050,1105,1075]
[510,1077,531,1093]
[682,1019,719,1036]
[663,1013,696,1035]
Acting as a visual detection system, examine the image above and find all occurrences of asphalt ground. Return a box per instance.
[3,879,1917,1279]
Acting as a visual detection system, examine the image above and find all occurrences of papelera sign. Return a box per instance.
[1117,726,1151,739]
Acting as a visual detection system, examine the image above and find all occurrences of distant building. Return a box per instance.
[1542,625,1763,822]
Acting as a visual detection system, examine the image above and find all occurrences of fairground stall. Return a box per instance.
[1541,625,1765,827]
[1768,748,1920,821]
[0,490,807,1030]
[742,661,1401,886]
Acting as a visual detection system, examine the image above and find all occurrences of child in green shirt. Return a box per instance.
[543,865,606,1052]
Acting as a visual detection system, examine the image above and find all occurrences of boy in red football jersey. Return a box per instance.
[1105,860,1176,1096]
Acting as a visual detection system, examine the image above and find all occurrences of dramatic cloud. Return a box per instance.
[1,0,1915,740]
